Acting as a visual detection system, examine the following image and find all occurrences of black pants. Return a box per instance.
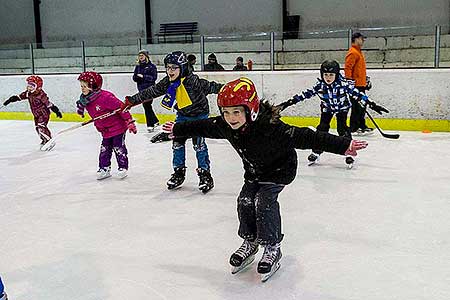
[313,111,351,155]
[237,181,285,245]
[350,86,367,131]
[142,99,159,127]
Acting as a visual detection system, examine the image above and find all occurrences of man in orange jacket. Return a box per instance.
[345,32,373,134]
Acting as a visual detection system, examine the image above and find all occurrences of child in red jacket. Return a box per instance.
[3,75,62,149]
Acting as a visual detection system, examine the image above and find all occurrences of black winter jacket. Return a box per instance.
[128,73,223,117]
[173,103,352,184]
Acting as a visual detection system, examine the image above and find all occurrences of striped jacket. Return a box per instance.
[294,75,368,113]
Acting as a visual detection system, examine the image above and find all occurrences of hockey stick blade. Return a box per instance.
[366,111,400,139]
[41,108,123,151]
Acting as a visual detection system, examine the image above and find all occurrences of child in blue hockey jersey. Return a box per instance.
[285,60,369,167]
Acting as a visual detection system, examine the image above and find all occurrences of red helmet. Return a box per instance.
[26,75,43,91]
[78,71,103,90]
[217,77,260,122]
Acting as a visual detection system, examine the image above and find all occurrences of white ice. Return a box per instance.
[1,120,449,300]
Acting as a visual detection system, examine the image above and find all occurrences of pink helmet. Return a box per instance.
[78,71,103,90]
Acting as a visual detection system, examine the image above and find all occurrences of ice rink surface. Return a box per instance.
[1,120,449,300]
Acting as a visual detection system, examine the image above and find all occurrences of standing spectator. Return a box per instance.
[133,49,159,132]
[187,54,197,73]
[232,56,248,71]
[345,32,373,134]
[204,53,225,71]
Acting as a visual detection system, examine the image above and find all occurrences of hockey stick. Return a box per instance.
[40,98,154,151]
[40,108,122,150]
[366,110,400,139]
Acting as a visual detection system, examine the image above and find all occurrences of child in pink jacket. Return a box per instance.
[3,75,62,149]
[76,71,137,180]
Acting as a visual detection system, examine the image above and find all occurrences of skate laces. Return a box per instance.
[260,243,280,264]
[236,240,258,258]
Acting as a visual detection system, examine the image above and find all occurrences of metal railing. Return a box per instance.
[0,24,448,75]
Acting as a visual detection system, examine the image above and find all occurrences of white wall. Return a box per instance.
[289,0,449,34]
[151,0,281,36]
[1,0,449,45]
[40,0,146,43]
[1,70,449,120]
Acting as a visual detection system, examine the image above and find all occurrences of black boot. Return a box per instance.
[197,168,214,194]
[167,167,186,190]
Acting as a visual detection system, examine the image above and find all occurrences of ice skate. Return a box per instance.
[167,167,186,190]
[0,292,7,300]
[197,168,214,194]
[345,156,355,169]
[117,168,128,179]
[356,127,374,136]
[307,152,320,166]
[258,243,282,282]
[230,239,259,274]
[40,139,55,151]
[96,166,111,180]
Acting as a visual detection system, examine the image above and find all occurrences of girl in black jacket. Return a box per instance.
[161,77,368,281]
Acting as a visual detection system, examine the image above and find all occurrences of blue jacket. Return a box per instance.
[133,61,158,92]
[295,75,368,113]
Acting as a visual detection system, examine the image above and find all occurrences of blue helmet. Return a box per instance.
[164,51,189,77]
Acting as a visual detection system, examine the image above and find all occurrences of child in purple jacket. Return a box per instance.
[76,71,137,180]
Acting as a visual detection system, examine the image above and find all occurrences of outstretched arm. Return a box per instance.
[128,77,169,104]
[277,124,367,156]
[188,74,223,95]
[275,81,321,112]
[165,117,227,140]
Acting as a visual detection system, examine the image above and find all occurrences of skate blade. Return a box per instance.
[260,261,281,282]
[167,184,182,190]
[117,174,128,179]
[307,161,318,166]
[231,255,255,274]
[347,163,354,169]
[199,185,214,194]
[97,174,112,180]
[40,141,56,151]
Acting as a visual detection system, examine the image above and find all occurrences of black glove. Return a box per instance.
[366,76,372,91]
[3,95,20,106]
[368,101,389,115]
[274,97,300,112]
[50,105,63,118]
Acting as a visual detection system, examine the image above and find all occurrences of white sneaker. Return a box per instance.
[96,167,111,180]
[117,168,128,179]
[147,123,160,133]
